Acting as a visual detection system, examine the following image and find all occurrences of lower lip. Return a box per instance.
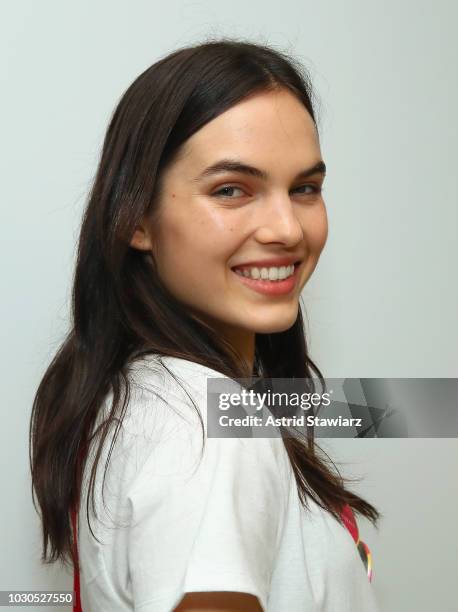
[231,263,300,296]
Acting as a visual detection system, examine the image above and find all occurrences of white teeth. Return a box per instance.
[268,267,279,281]
[234,264,295,281]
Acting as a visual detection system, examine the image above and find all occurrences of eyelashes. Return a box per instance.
[211,184,323,199]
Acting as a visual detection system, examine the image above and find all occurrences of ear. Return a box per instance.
[129,222,153,252]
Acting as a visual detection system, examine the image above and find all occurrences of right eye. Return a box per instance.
[212,185,246,198]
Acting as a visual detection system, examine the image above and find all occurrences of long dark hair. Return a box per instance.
[30,37,381,570]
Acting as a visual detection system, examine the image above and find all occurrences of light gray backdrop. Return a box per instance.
[1,1,457,610]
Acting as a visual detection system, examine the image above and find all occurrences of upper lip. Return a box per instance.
[231,256,302,270]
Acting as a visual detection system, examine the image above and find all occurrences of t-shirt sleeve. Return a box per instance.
[123,374,287,612]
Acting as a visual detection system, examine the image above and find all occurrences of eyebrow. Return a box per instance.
[194,158,327,182]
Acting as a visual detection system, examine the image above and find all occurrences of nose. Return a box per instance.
[253,192,304,246]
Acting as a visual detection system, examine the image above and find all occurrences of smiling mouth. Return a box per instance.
[229,260,302,296]
[230,260,302,281]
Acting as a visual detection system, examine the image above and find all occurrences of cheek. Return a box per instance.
[154,209,238,280]
[304,205,328,253]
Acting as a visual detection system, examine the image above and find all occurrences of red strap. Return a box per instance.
[71,435,89,612]
[340,503,360,544]
[340,504,373,582]
[71,506,82,612]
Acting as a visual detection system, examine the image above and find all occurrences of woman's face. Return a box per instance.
[132,87,328,344]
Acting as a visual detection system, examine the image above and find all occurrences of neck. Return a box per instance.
[189,311,256,375]
[227,327,256,374]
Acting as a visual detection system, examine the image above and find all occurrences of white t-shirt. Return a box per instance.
[78,355,379,611]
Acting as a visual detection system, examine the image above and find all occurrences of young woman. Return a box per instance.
[30,39,381,611]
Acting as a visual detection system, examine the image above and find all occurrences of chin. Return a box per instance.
[246,311,299,334]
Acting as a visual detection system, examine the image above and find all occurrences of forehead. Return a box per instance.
[173,88,320,172]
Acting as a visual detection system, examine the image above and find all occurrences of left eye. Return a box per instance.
[293,184,322,195]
